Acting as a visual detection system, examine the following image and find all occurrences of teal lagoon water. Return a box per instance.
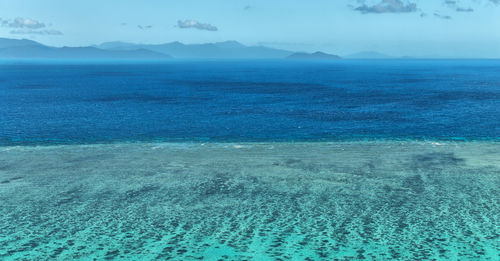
[1,141,499,260]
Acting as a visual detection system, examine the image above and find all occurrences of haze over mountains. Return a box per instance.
[96,40,293,59]
[0,37,402,60]
[0,38,171,60]
[287,51,341,60]
[344,51,394,59]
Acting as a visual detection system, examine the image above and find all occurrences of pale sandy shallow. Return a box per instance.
[0,141,499,260]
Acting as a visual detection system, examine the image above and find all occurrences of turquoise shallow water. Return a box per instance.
[0,141,499,260]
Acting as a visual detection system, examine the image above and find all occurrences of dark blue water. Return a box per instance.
[1,60,499,145]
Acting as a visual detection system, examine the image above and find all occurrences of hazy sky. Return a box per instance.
[0,0,499,57]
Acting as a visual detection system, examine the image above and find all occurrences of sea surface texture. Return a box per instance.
[1,60,499,144]
[0,60,499,260]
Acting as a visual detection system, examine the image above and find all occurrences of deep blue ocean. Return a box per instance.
[1,60,499,145]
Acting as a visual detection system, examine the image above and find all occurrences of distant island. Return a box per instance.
[287,51,341,60]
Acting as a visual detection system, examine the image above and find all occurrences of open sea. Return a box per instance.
[0,60,499,260]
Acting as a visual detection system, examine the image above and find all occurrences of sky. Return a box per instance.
[0,0,499,58]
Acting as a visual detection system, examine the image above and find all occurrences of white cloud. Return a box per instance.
[177,20,218,31]
[3,17,46,29]
[354,0,418,14]
[1,17,63,35]
[444,1,474,12]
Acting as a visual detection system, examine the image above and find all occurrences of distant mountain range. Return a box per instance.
[95,40,293,59]
[1,37,410,60]
[0,38,170,60]
[0,38,344,60]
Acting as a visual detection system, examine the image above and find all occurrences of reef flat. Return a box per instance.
[0,141,499,260]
